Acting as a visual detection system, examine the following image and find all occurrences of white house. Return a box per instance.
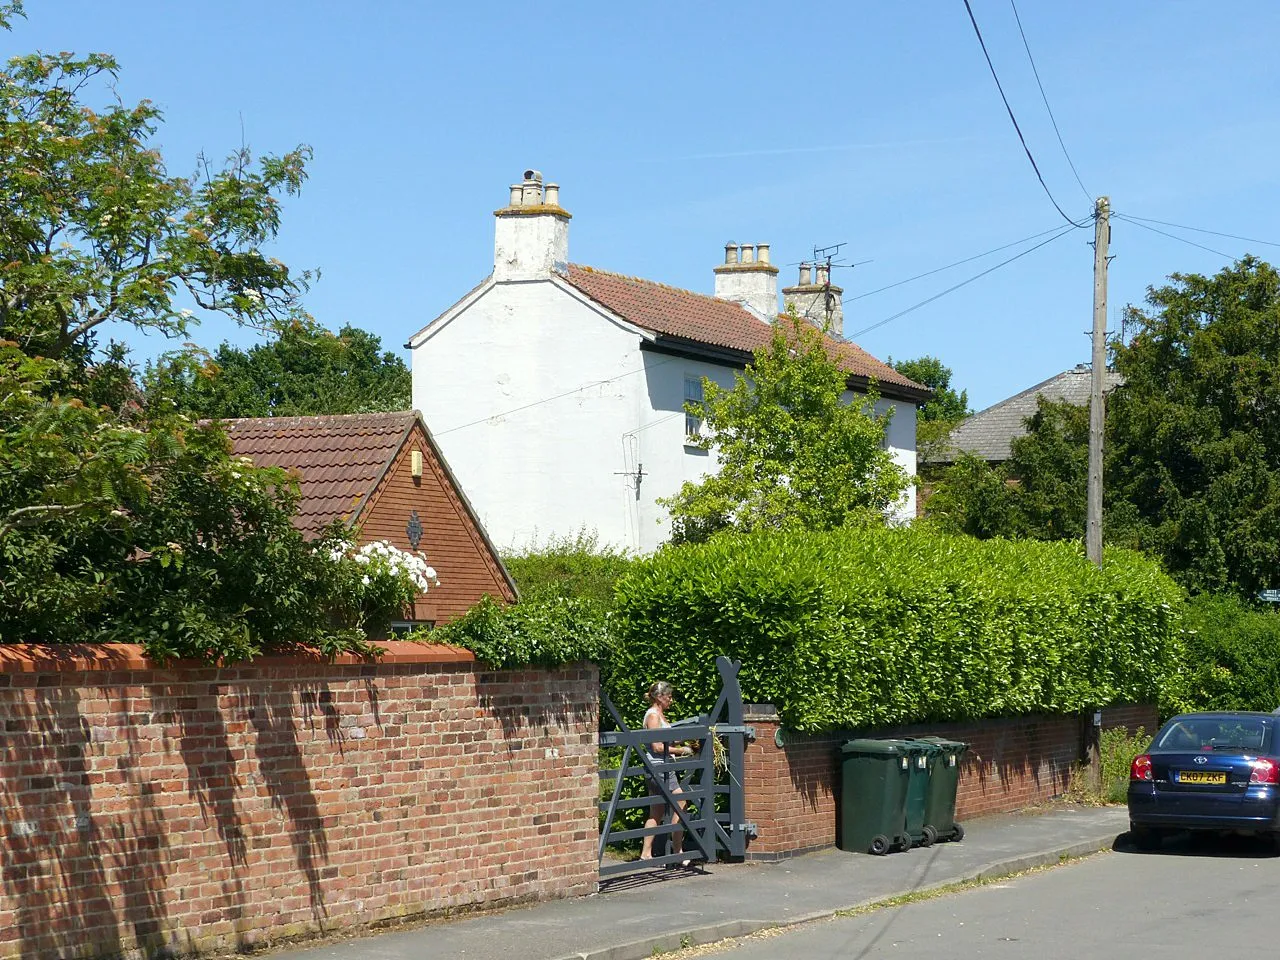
[408,170,930,553]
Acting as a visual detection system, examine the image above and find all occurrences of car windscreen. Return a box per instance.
[1155,717,1272,754]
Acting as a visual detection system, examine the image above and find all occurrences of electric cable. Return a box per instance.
[434,355,678,437]
[847,224,1076,339]
[1116,213,1280,250]
[1113,214,1235,260]
[961,0,1090,228]
[849,223,1066,302]
[1009,0,1091,201]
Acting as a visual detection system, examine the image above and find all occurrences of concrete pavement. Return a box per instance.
[269,804,1131,960]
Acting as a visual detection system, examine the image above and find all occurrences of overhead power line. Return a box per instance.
[961,0,1090,228]
[847,224,1076,340]
[1114,214,1235,260]
[1009,0,1091,201]
[435,355,678,437]
[849,224,1066,302]
[1117,213,1280,250]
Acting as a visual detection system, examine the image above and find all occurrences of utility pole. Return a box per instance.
[1087,197,1110,566]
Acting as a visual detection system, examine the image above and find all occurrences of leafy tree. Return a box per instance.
[924,398,1091,542]
[1108,257,1280,597]
[891,355,969,464]
[0,27,311,362]
[0,12,420,660]
[927,257,1280,601]
[148,321,410,418]
[660,310,907,543]
[891,355,969,422]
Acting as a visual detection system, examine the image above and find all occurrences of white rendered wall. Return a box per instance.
[859,393,918,523]
[413,280,645,553]
[412,280,920,553]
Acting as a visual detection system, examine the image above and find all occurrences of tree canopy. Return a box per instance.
[148,321,410,419]
[0,14,424,659]
[926,257,1280,600]
[660,310,908,543]
[891,355,969,464]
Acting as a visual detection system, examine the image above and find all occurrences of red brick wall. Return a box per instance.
[0,644,598,960]
[742,705,1156,859]
[360,421,517,625]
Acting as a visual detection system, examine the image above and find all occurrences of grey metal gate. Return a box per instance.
[598,656,756,878]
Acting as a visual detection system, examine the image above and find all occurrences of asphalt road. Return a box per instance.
[702,833,1280,959]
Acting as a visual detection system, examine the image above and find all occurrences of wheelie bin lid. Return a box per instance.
[841,738,909,756]
[913,736,968,753]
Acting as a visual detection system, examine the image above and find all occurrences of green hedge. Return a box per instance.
[429,595,610,669]
[609,528,1185,733]
[502,532,635,605]
[1180,593,1280,712]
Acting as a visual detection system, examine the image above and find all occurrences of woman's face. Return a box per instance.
[657,690,674,710]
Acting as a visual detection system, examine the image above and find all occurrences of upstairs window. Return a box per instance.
[684,376,705,439]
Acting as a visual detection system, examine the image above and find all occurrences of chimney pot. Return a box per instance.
[799,263,812,285]
[508,184,522,206]
[724,242,739,265]
[523,169,543,183]
[544,183,560,207]
[756,243,771,265]
[740,244,755,264]
[816,263,829,285]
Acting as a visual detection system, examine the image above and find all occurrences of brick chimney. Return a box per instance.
[783,262,844,335]
[493,169,571,281]
[713,242,779,318]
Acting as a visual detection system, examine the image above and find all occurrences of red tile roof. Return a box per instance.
[562,264,925,395]
[223,412,415,537]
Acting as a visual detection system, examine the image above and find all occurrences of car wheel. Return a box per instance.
[1130,824,1162,851]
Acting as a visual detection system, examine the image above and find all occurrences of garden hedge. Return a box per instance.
[608,527,1185,733]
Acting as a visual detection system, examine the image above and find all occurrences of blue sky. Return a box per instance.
[10,0,1280,410]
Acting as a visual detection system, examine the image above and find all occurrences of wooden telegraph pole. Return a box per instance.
[1086,197,1110,566]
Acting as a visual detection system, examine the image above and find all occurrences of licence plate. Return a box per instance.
[1177,770,1227,784]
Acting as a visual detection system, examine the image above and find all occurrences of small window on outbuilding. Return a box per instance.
[684,376,704,439]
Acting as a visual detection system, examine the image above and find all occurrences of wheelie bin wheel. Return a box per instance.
[895,833,912,852]
[951,823,965,842]
[868,834,892,856]
[920,825,937,847]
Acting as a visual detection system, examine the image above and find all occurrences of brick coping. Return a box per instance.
[0,641,476,673]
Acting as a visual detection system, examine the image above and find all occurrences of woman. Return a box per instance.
[639,680,693,862]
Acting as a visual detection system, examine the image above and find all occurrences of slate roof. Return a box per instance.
[223,412,416,536]
[562,263,927,398]
[924,365,1125,465]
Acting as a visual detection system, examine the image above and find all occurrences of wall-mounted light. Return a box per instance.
[410,448,423,479]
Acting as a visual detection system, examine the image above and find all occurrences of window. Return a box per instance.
[684,376,704,439]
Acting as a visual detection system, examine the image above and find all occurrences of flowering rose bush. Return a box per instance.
[322,537,439,634]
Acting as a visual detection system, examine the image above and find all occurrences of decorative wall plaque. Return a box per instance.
[406,510,423,550]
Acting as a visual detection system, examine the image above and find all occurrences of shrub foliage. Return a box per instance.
[1179,593,1280,713]
[610,528,1185,732]
[429,596,610,670]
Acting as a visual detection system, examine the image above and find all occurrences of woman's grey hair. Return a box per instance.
[646,681,673,703]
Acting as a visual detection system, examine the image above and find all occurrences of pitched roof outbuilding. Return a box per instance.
[924,365,1125,465]
[223,412,418,536]
[562,264,928,399]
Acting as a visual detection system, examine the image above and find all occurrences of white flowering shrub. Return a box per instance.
[321,536,439,634]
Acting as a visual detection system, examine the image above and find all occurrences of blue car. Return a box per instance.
[1127,711,1280,850]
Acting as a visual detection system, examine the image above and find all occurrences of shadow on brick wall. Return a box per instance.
[0,673,369,958]
[475,668,596,743]
[0,685,172,959]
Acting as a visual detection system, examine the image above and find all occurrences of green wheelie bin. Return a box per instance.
[901,739,941,847]
[916,736,968,842]
[839,739,913,855]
